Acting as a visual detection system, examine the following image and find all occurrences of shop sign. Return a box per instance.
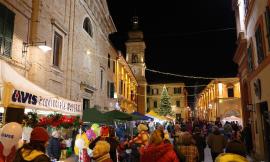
[10,89,81,114]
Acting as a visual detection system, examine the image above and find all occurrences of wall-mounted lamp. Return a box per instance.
[22,41,52,56]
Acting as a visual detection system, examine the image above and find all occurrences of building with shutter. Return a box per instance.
[195,78,242,123]
[147,83,188,121]
[232,0,270,160]
[0,0,119,123]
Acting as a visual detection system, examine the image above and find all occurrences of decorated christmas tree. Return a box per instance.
[159,85,172,116]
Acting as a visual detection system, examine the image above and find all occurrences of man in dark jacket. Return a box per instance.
[47,131,61,160]
[193,127,206,162]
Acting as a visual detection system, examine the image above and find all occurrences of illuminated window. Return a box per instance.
[0,3,14,57]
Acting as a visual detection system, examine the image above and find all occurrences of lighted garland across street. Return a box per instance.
[37,113,82,129]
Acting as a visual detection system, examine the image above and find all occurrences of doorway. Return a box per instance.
[259,101,270,161]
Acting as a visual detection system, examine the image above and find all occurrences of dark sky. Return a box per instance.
[107,0,238,107]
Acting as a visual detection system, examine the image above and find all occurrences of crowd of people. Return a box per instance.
[0,118,253,162]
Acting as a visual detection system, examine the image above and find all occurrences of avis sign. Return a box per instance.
[11,89,82,114]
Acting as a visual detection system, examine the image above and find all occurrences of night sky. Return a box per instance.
[107,0,238,107]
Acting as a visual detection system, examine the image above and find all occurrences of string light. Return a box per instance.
[88,52,235,82]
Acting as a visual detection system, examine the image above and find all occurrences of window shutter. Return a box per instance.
[110,83,114,98]
[255,27,265,64]
[0,4,14,57]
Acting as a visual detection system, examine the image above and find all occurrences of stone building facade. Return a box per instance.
[147,83,188,121]
[195,78,242,122]
[115,53,138,113]
[0,0,120,119]
[232,0,270,160]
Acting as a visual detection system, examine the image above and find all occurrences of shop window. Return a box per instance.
[53,32,63,67]
[154,101,157,108]
[174,87,181,94]
[83,98,90,110]
[83,17,93,37]
[227,87,234,97]
[247,44,254,72]
[176,100,180,107]
[108,54,110,68]
[255,25,265,64]
[265,6,270,51]
[0,3,15,57]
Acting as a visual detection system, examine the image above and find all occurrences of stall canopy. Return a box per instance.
[146,110,167,121]
[132,112,153,121]
[104,110,133,121]
[82,107,111,123]
[0,60,82,115]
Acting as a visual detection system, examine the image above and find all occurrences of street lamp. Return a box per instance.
[22,41,51,56]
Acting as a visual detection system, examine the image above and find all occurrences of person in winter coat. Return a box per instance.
[207,126,227,161]
[92,141,113,162]
[47,130,61,160]
[226,131,247,157]
[193,127,206,162]
[13,127,50,162]
[89,126,119,162]
[178,132,199,162]
[139,129,179,162]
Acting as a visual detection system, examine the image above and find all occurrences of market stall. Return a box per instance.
[0,60,82,123]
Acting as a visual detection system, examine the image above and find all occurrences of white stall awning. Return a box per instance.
[0,60,82,116]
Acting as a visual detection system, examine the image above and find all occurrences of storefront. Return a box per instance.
[0,60,82,124]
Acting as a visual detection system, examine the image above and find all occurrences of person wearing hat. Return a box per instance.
[13,127,50,162]
[92,141,113,162]
[47,130,61,161]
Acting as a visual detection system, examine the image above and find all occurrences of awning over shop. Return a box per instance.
[131,112,153,121]
[104,110,133,121]
[0,60,82,115]
[146,110,167,121]
[82,108,111,123]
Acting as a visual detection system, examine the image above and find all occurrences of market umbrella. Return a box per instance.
[132,112,154,121]
[82,108,112,123]
[104,110,133,121]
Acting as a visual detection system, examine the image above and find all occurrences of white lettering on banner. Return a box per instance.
[11,89,82,114]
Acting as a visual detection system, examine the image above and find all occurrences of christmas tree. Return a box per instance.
[159,85,172,116]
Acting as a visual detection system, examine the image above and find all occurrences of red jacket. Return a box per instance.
[140,143,179,162]
[0,142,16,162]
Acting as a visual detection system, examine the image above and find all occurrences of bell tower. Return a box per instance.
[125,16,147,114]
